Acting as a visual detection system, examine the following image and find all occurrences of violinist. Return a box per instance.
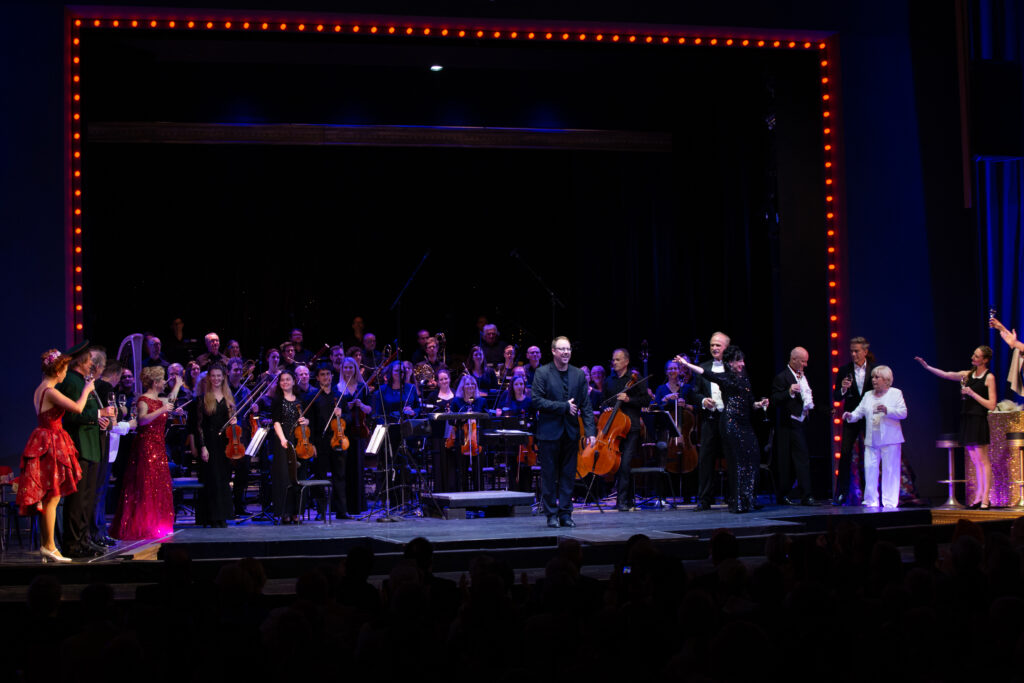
[467,345,497,398]
[226,357,252,517]
[428,368,458,491]
[500,375,535,492]
[310,366,348,519]
[271,369,307,524]
[451,374,487,491]
[329,344,345,380]
[375,360,420,422]
[603,348,650,512]
[194,364,236,527]
[337,356,371,514]
[261,348,282,385]
[655,359,695,410]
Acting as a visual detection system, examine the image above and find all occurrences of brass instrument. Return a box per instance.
[413,361,435,387]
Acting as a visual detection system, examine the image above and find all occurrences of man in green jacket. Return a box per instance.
[58,343,108,558]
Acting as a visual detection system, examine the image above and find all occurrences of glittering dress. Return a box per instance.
[17,391,82,515]
[111,395,174,540]
[703,370,761,512]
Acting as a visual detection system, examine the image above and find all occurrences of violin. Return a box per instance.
[461,418,481,458]
[292,388,321,461]
[224,419,246,459]
[576,370,639,479]
[329,412,350,451]
[518,436,537,466]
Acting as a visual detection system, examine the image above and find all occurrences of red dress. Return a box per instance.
[110,395,175,540]
[16,391,82,515]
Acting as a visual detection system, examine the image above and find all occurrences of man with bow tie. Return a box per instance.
[771,347,817,505]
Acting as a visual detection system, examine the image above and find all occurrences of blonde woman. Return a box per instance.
[843,366,908,509]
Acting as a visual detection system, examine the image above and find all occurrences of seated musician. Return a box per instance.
[500,375,535,492]
[589,364,606,413]
[467,345,497,398]
[524,346,542,387]
[481,324,505,368]
[452,374,487,414]
[654,358,696,410]
[495,344,517,390]
[375,360,420,423]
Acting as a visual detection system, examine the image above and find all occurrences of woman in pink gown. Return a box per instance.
[18,348,96,563]
[111,365,180,540]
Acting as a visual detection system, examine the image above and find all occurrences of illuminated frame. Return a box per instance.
[66,10,844,470]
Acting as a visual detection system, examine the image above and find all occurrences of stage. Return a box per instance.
[2,500,1021,598]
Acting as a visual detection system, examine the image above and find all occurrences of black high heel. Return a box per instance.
[967,502,982,510]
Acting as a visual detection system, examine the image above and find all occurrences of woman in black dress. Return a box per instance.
[271,369,308,524]
[194,364,236,527]
[677,347,769,513]
[466,346,496,400]
[915,347,997,508]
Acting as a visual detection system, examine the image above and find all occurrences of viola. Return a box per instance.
[329,413,350,451]
[576,370,638,479]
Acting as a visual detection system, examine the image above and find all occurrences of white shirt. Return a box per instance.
[788,366,814,422]
[853,362,867,395]
[710,360,725,411]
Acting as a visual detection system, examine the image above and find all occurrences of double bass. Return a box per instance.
[576,371,639,479]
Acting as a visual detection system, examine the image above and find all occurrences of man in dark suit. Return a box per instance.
[602,348,650,511]
[831,336,873,505]
[531,336,596,528]
[691,331,730,510]
[58,344,113,558]
[771,347,816,505]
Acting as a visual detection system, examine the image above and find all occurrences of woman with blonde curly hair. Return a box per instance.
[111,365,182,539]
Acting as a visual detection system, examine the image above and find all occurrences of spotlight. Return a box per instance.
[430,64,443,72]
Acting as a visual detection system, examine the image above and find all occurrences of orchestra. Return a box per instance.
[39,314,891,535]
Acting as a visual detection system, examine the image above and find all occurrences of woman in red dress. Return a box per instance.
[18,349,96,563]
[111,365,180,540]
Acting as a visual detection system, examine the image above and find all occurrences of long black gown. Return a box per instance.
[194,397,234,525]
[702,370,761,512]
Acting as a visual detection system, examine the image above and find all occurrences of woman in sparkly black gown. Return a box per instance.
[677,347,769,513]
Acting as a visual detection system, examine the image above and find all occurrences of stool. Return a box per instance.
[172,477,204,522]
[297,479,332,523]
[1007,432,1024,509]
[631,467,677,508]
[935,434,964,509]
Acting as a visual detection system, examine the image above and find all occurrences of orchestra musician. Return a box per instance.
[588,364,606,412]
[481,324,505,367]
[226,357,252,517]
[531,337,597,528]
[196,332,226,369]
[466,345,497,399]
[270,369,307,524]
[375,360,420,422]
[524,346,542,386]
[309,366,347,519]
[337,356,372,515]
[427,368,458,491]
[500,374,535,492]
[603,348,651,512]
[451,374,487,491]
[193,364,236,527]
[410,329,431,363]
[226,339,242,359]
[291,328,313,365]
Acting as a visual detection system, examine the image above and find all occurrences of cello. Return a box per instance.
[576,370,639,479]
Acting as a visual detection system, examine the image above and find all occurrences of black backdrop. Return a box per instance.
[77,23,830,481]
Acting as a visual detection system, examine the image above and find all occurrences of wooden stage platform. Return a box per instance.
[1,501,1021,595]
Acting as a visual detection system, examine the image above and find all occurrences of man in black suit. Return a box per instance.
[691,331,730,510]
[531,336,597,528]
[771,347,816,505]
[831,336,873,505]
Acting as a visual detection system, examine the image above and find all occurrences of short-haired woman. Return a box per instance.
[843,366,908,508]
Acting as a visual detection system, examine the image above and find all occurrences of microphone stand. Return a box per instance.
[510,249,566,339]
[389,250,430,349]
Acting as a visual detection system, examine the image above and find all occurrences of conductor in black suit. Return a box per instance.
[831,336,873,505]
[531,336,597,528]
[771,347,816,505]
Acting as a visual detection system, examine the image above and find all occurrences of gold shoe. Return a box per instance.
[40,547,71,563]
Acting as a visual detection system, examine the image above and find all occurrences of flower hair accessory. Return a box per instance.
[43,349,62,367]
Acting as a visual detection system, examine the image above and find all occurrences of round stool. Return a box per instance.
[935,433,965,509]
[1006,431,1024,509]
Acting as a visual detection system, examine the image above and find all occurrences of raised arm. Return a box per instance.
[914,356,966,382]
[990,316,1024,352]
[674,356,704,376]
[44,381,95,415]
